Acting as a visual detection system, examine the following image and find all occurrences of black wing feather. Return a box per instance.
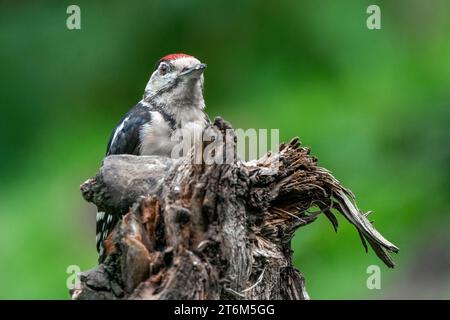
[106,102,152,156]
[97,102,151,261]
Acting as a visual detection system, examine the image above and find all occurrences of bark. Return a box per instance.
[73,117,398,300]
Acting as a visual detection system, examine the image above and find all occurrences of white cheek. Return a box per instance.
[145,71,162,92]
[146,73,176,93]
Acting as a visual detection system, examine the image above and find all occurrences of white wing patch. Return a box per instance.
[110,115,130,148]
[96,211,105,222]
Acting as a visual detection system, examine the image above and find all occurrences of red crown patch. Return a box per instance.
[159,53,192,62]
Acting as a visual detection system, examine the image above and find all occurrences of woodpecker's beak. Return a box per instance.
[179,63,207,78]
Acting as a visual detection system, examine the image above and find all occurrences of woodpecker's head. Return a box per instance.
[144,53,206,108]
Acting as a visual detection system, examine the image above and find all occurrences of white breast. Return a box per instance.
[139,111,174,156]
[139,109,207,157]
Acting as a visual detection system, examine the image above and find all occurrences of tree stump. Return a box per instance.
[73,118,398,300]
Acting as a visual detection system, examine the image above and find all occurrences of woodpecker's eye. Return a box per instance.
[159,63,170,75]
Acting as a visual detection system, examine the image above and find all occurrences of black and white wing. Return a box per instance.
[96,102,151,261]
[106,102,152,156]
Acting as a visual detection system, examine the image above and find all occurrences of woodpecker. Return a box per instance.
[96,53,209,261]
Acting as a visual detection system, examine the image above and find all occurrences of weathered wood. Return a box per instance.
[72,118,398,300]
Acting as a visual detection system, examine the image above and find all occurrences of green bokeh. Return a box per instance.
[0,0,448,299]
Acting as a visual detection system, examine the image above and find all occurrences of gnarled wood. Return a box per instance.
[72,118,398,300]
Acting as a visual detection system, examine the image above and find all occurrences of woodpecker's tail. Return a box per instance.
[96,211,119,263]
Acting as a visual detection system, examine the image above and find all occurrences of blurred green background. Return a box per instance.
[0,0,449,299]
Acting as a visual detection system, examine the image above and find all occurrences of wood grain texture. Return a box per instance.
[73,118,398,300]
